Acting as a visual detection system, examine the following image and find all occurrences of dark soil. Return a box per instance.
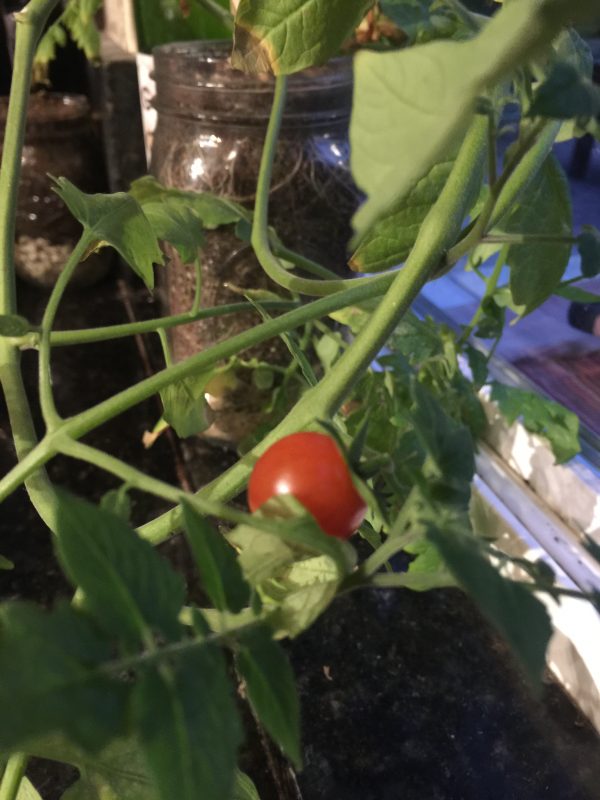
[1,271,600,800]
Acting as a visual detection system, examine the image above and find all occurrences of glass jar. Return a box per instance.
[151,42,359,443]
[0,92,111,288]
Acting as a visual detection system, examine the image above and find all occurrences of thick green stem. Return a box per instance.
[446,120,559,266]
[0,0,63,532]
[250,77,388,298]
[0,753,28,800]
[38,235,92,428]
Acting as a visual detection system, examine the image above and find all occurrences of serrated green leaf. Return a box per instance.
[35,22,68,66]
[133,647,242,800]
[0,602,128,752]
[389,312,442,364]
[54,492,185,647]
[530,62,600,120]
[381,0,467,44]
[237,626,301,768]
[160,371,213,439]
[252,496,357,576]
[577,225,600,277]
[428,525,553,688]
[129,177,246,229]
[350,158,455,272]
[142,200,205,264]
[411,380,475,490]
[51,178,162,289]
[272,579,339,638]
[0,314,32,337]
[502,155,572,313]
[58,739,159,800]
[231,0,372,75]
[182,501,250,613]
[227,526,297,587]
[490,383,580,463]
[61,0,102,60]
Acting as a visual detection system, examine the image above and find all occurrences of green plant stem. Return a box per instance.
[20,299,299,348]
[446,120,560,267]
[157,328,173,368]
[275,243,339,280]
[487,110,497,188]
[0,753,28,800]
[191,257,202,314]
[458,244,509,345]
[193,0,234,31]
[482,233,577,246]
[58,438,183,505]
[138,114,489,545]
[250,77,388,298]
[38,235,92,428]
[0,0,63,531]
[0,275,393,505]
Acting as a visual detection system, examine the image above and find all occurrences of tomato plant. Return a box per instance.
[248,432,367,539]
[0,1,599,799]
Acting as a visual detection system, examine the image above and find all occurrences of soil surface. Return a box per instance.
[1,271,600,800]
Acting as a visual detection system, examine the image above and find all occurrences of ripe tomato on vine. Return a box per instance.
[248,432,367,539]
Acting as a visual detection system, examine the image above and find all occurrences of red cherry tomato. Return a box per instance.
[248,432,366,539]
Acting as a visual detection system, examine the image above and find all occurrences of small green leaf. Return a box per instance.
[160,371,214,439]
[429,525,553,688]
[55,491,185,647]
[232,0,372,75]
[350,158,455,272]
[142,200,205,264]
[133,647,242,800]
[232,770,261,800]
[473,296,505,339]
[129,177,246,229]
[490,383,580,463]
[237,626,301,768]
[0,554,14,570]
[577,225,600,277]
[51,177,163,289]
[501,155,572,313]
[252,496,357,577]
[0,602,128,752]
[58,738,159,800]
[411,380,475,490]
[182,501,250,613]
[99,484,132,523]
[272,579,338,638]
[227,526,297,587]
[0,314,32,337]
[529,62,600,120]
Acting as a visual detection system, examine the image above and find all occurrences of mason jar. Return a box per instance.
[151,42,358,443]
[0,92,111,288]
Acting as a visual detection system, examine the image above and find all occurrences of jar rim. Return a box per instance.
[152,39,353,91]
[0,92,90,135]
